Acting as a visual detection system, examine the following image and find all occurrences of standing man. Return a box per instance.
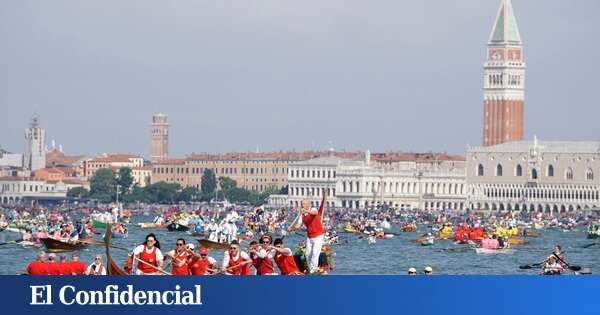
[301,193,326,274]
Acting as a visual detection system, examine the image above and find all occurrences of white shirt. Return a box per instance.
[86,263,107,275]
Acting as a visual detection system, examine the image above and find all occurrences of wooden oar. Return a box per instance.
[132,256,172,275]
[519,262,544,269]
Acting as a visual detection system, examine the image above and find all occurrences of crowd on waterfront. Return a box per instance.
[1,193,599,276]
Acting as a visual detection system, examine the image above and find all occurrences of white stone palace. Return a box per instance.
[467,138,600,214]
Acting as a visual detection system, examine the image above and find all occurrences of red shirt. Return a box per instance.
[171,251,190,276]
[274,252,301,275]
[138,246,158,274]
[302,201,325,239]
[188,258,211,275]
[27,261,48,275]
[71,261,87,275]
[45,262,62,275]
[252,255,274,275]
[59,262,73,275]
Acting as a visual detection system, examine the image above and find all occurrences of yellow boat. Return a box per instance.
[507,238,529,245]
[343,224,358,234]
[496,227,519,237]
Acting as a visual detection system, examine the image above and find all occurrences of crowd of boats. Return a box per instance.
[0,200,599,276]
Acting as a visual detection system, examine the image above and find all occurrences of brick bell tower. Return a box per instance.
[482,0,525,146]
[150,113,169,163]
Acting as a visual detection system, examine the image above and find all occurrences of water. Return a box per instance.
[1,215,599,275]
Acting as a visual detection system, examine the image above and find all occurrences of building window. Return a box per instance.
[547,165,554,177]
[515,164,522,177]
[531,169,538,180]
[496,164,503,176]
[586,169,594,181]
[565,168,573,180]
[477,164,484,176]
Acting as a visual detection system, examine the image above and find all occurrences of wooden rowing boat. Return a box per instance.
[103,223,128,275]
[167,222,190,232]
[40,237,90,253]
[198,239,230,250]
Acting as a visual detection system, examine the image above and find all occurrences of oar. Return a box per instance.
[519,262,544,269]
[582,242,598,249]
[133,256,172,275]
[553,253,581,271]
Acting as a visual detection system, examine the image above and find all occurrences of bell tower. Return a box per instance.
[482,0,525,146]
[150,113,169,162]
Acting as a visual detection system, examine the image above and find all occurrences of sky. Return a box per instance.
[1,0,599,158]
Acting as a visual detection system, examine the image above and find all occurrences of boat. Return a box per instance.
[342,224,358,233]
[198,239,230,250]
[402,224,416,233]
[507,238,529,245]
[103,224,128,275]
[19,241,41,248]
[474,248,515,255]
[40,237,90,253]
[436,226,453,239]
[167,222,190,232]
[587,223,600,239]
[91,218,108,229]
[137,222,163,229]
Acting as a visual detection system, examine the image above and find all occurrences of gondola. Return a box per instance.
[167,222,190,232]
[103,223,128,275]
[40,237,90,253]
[198,239,230,250]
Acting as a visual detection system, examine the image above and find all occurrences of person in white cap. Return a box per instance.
[408,267,417,275]
[424,266,433,275]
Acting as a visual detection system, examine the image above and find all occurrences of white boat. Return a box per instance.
[475,248,515,255]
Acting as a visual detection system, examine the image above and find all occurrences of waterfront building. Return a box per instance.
[483,0,525,146]
[83,154,144,178]
[467,138,600,214]
[132,166,152,187]
[23,118,46,171]
[287,151,467,210]
[0,149,23,168]
[150,113,169,163]
[0,177,68,205]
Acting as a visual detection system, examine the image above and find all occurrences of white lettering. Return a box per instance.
[59,285,76,305]
[30,285,52,305]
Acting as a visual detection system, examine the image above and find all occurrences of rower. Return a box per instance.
[59,255,72,275]
[408,267,417,276]
[543,256,563,275]
[547,244,564,267]
[249,234,276,275]
[131,233,164,275]
[26,252,48,275]
[166,238,192,275]
[300,193,327,274]
[273,238,303,275]
[46,253,61,275]
[86,254,107,275]
[221,240,252,275]
[188,247,218,275]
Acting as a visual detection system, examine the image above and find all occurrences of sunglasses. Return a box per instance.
[95,258,101,260]
[229,246,239,250]
[176,243,184,246]
[147,239,156,242]
[200,254,207,257]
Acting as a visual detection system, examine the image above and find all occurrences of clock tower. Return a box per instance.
[482,0,525,146]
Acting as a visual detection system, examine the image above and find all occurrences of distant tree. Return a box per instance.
[89,168,116,203]
[177,186,201,203]
[145,181,181,204]
[123,186,151,203]
[67,187,89,198]
[201,169,217,198]
[218,177,237,191]
[117,167,134,193]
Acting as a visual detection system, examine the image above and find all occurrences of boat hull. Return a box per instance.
[40,237,90,253]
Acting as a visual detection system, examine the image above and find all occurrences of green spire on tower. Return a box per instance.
[489,0,522,44]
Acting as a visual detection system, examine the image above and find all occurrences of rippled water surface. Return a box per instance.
[1,215,599,275]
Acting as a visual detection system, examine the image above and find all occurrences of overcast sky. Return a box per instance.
[1,0,599,158]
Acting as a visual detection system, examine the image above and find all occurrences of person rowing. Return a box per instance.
[249,234,276,275]
[165,238,193,275]
[188,247,218,275]
[273,237,303,275]
[546,244,564,267]
[130,233,164,275]
[221,240,252,275]
[543,256,563,275]
[26,252,48,275]
[300,193,326,274]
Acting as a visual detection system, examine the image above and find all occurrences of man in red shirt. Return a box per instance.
[59,255,72,275]
[26,252,48,275]
[70,254,87,275]
[45,253,62,275]
[188,247,218,275]
[301,193,326,274]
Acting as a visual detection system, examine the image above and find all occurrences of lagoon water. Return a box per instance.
[1,214,599,275]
